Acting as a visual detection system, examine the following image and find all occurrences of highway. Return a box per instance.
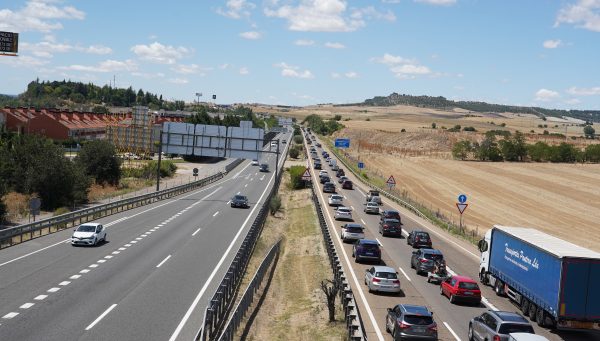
[305,133,599,341]
[0,132,290,341]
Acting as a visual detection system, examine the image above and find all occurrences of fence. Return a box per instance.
[0,172,224,250]
[196,143,286,341]
[216,239,281,341]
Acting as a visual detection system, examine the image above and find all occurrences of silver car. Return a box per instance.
[364,201,380,214]
[364,266,401,294]
[340,223,364,242]
[71,223,107,246]
[328,194,344,206]
[334,206,353,221]
[469,311,534,341]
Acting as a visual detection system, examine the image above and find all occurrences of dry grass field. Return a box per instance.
[260,103,600,252]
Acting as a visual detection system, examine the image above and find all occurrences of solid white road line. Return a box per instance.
[168,158,279,341]
[85,304,117,331]
[357,188,365,196]
[443,322,462,341]
[192,228,202,236]
[20,303,34,309]
[156,255,172,268]
[375,238,382,246]
[34,295,47,300]
[2,312,19,319]
[0,239,70,268]
[360,218,366,225]
[481,296,499,311]
[398,267,412,282]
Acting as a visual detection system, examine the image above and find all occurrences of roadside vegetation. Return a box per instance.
[302,114,343,135]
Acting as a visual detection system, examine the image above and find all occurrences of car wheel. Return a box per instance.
[410,261,415,269]
[468,325,474,341]
[103,234,107,243]
[529,303,538,321]
[450,294,456,304]
[355,256,360,263]
[385,320,390,333]
[439,285,444,295]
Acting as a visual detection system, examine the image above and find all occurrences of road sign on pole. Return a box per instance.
[458,194,467,203]
[456,203,468,214]
[386,175,396,190]
[301,168,311,181]
[358,162,364,169]
[334,138,350,148]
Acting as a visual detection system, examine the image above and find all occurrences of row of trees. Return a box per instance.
[0,133,122,220]
[0,80,185,111]
[186,105,278,129]
[302,114,344,135]
[452,132,600,163]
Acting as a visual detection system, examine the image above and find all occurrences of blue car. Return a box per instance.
[352,239,381,263]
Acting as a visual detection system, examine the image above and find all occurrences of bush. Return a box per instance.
[452,141,472,160]
[289,165,307,189]
[269,195,282,216]
[53,207,71,216]
[365,117,371,121]
[75,140,121,185]
[293,135,303,144]
[431,122,437,129]
[289,147,300,159]
[401,128,406,132]
[447,124,462,132]
[333,114,342,121]
[500,123,506,127]
[463,126,476,132]
[585,144,600,162]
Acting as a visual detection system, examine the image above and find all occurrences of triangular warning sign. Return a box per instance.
[386,175,396,185]
[301,168,311,180]
[456,203,468,214]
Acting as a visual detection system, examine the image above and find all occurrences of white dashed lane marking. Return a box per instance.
[192,228,202,236]
[59,281,70,286]
[47,287,60,293]
[156,255,172,268]
[20,303,34,309]
[213,211,219,217]
[70,275,81,280]
[34,295,47,301]
[2,312,19,319]
[85,304,117,331]
[398,267,412,282]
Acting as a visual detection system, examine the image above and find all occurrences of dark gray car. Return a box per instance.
[410,249,444,275]
[385,304,438,340]
[469,311,534,341]
[230,195,249,208]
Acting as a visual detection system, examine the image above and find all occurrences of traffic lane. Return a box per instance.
[0,183,229,341]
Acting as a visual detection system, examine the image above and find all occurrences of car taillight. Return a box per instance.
[415,236,420,241]
[383,225,389,229]
[493,336,501,341]
[392,280,400,284]
[420,259,428,263]
[397,321,410,329]
[428,323,438,332]
[372,278,381,283]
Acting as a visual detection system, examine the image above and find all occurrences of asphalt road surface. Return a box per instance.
[0,133,290,341]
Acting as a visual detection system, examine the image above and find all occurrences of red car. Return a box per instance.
[342,180,353,189]
[440,275,481,305]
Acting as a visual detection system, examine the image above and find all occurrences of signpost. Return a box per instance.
[193,167,199,180]
[29,197,41,222]
[456,194,468,231]
[358,162,364,169]
[334,138,350,148]
[386,175,396,190]
[301,168,311,184]
[0,31,19,55]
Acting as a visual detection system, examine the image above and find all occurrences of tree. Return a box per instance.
[187,106,212,125]
[431,122,437,129]
[499,139,517,161]
[289,147,299,159]
[475,135,502,161]
[585,144,600,162]
[333,114,342,121]
[289,165,307,189]
[528,142,550,162]
[293,135,303,144]
[75,140,121,185]
[512,131,528,161]
[320,280,339,322]
[452,141,472,160]
[584,125,595,139]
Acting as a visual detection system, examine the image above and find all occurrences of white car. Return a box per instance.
[328,194,344,206]
[71,223,106,246]
[364,202,380,214]
[340,223,364,242]
[319,170,329,177]
[251,159,259,166]
[364,266,401,294]
[334,206,353,221]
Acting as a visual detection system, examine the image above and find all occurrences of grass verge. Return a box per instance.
[235,167,347,341]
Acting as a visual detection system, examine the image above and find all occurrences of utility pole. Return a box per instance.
[156,131,163,191]
[275,139,280,180]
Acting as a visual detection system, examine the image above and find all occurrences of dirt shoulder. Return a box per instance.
[235,162,347,341]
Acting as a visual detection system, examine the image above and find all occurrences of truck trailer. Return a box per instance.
[478,225,600,331]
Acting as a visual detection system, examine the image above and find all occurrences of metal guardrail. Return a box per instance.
[0,172,224,250]
[196,137,289,341]
[304,136,367,340]
[216,239,281,341]
[224,159,244,173]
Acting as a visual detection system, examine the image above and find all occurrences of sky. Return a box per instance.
[1,0,600,109]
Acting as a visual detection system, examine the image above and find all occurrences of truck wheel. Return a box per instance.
[494,279,504,296]
[479,270,488,285]
[529,304,538,322]
[536,308,547,327]
[521,298,530,316]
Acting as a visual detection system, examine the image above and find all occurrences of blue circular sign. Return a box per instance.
[458,194,467,203]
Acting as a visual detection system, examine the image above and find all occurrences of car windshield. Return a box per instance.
[375,272,397,279]
[498,324,535,334]
[384,219,400,226]
[332,195,342,200]
[459,282,479,290]
[370,191,379,196]
[338,208,350,213]
[403,315,433,325]
[77,225,96,232]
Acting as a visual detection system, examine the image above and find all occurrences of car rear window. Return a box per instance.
[361,243,379,250]
[416,233,430,239]
[498,324,534,334]
[424,254,443,261]
[404,315,433,325]
[458,282,479,290]
[347,226,363,233]
[375,272,397,279]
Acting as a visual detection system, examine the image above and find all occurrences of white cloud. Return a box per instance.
[20,41,112,58]
[390,64,432,78]
[131,72,165,79]
[415,0,456,5]
[264,0,365,32]
[239,67,249,75]
[556,0,600,32]
[217,0,256,19]
[372,53,433,79]
[324,42,346,49]
[345,71,359,78]
[331,72,341,78]
[171,64,201,74]
[0,54,49,67]
[382,0,402,3]
[219,63,230,69]
[86,45,112,54]
[0,1,85,33]
[240,31,261,39]
[567,86,600,95]
[351,6,396,22]
[295,39,315,46]
[131,42,191,64]
[535,88,560,101]
[168,78,189,84]
[58,59,138,73]
[543,39,562,49]
[331,71,358,78]
[274,62,314,78]
[371,53,416,65]
[565,98,581,105]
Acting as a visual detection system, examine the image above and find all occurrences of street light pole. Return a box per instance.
[156,131,163,191]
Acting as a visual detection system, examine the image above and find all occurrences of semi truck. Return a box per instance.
[478,225,600,331]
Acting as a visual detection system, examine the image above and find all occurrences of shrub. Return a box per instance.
[289,165,307,189]
[431,122,437,129]
[289,147,299,159]
[365,117,371,121]
[463,126,476,132]
[269,195,282,216]
[452,141,472,160]
[53,207,71,216]
[293,135,303,144]
[333,114,342,121]
[401,128,406,132]
[500,123,506,127]
[585,144,600,162]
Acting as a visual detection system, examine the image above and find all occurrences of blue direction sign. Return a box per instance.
[358,162,365,169]
[334,138,350,148]
[458,194,467,203]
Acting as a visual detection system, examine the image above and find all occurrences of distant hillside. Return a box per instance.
[0,79,185,112]
[352,92,599,123]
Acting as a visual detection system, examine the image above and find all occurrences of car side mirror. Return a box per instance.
[412,251,417,255]
[387,308,392,313]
